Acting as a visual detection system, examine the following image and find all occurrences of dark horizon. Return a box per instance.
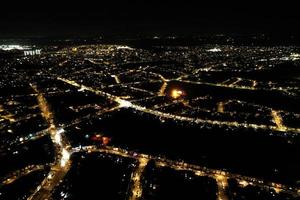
[1,0,300,38]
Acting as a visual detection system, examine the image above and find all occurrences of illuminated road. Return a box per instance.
[129,158,149,200]
[1,82,297,200]
[271,110,287,131]
[217,102,225,113]
[178,79,294,95]
[215,175,229,200]
[73,145,300,199]
[158,81,168,96]
[1,44,300,200]
[28,84,71,200]
[7,106,120,150]
[111,74,121,84]
[0,165,45,186]
[57,77,300,135]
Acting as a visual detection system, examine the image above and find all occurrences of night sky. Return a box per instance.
[1,0,299,37]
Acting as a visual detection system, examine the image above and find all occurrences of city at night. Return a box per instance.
[0,1,300,200]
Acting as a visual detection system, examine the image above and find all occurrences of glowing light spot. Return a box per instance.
[290,53,300,60]
[54,132,62,145]
[118,99,132,108]
[0,45,30,51]
[60,149,70,167]
[102,136,111,146]
[239,180,249,187]
[171,89,184,99]
[271,110,287,131]
[116,45,134,50]
[57,128,65,135]
[274,187,282,194]
[207,48,222,52]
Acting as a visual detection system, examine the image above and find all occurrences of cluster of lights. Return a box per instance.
[118,99,133,108]
[116,45,134,50]
[60,148,70,167]
[0,45,30,51]
[207,47,222,52]
[54,128,65,145]
[290,53,300,60]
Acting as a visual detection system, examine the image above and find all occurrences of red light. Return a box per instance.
[102,137,111,145]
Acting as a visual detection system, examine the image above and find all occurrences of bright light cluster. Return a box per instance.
[171,89,184,99]
[118,99,133,108]
[60,148,70,167]
[207,47,222,52]
[0,45,30,51]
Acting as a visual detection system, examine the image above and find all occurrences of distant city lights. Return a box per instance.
[0,45,30,51]
[290,53,300,60]
[24,49,41,56]
[116,45,134,50]
[207,47,222,52]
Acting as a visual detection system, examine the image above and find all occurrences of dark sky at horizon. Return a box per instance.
[1,0,299,37]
